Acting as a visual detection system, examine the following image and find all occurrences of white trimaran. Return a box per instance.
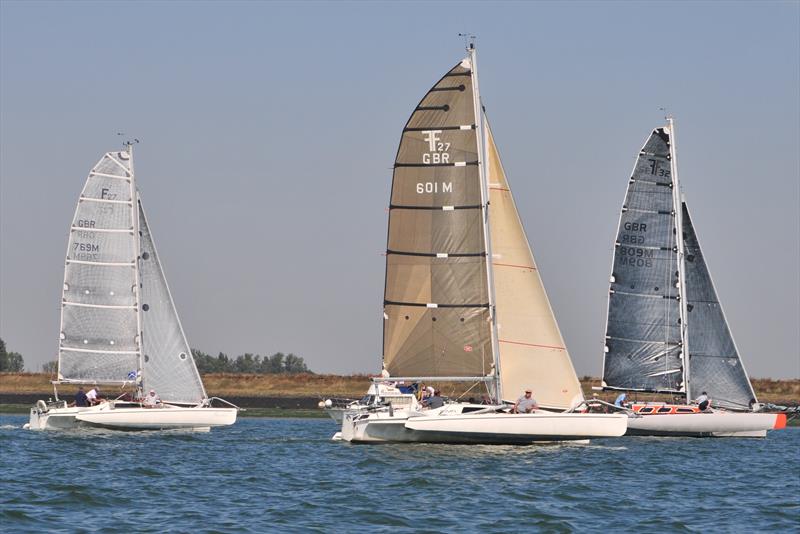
[28,144,237,431]
[339,43,627,443]
[599,118,786,437]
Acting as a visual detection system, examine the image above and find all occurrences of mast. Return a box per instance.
[469,41,502,401]
[668,117,691,400]
[128,141,145,390]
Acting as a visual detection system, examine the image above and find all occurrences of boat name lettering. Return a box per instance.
[74,242,100,253]
[647,159,671,178]
[421,130,450,164]
[620,234,644,244]
[416,182,453,194]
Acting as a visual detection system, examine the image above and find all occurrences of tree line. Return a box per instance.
[0,338,312,375]
[191,350,311,374]
[0,338,25,372]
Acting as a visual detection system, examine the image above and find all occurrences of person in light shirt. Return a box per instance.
[142,389,162,408]
[86,386,103,406]
[513,389,539,413]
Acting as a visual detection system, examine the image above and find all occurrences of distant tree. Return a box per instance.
[265,352,285,373]
[283,353,310,374]
[0,337,25,372]
[42,361,58,374]
[234,353,260,374]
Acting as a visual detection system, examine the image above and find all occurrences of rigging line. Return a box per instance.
[498,339,566,351]
[492,262,536,270]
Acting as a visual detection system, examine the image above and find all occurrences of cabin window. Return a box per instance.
[639,407,654,414]
[676,408,694,413]
[657,407,672,414]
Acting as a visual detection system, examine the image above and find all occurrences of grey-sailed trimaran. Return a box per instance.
[338,42,627,443]
[28,143,237,431]
[598,118,786,437]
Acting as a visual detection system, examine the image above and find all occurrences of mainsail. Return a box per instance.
[382,56,493,378]
[138,201,206,404]
[59,151,141,383]
[682,202,756,410]
[602,127,684,393]
[486,125,582,408]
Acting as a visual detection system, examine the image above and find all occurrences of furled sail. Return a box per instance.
[602,128,684,393]
[59,151,140,382]
[138,201,206,404]
[681,202,756,409]
[487,125,582,408]
[382,57,493,377]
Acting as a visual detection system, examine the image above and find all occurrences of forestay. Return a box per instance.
[382,57,493,378]
[59,151,140,382]
[681,202,756,410]
[486,125,582,409]
[138,201,206,404]
[602,128,684,393]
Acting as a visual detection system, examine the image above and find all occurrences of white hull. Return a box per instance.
[626,412,786,438]
[341,407,628,444]
[29,401,237,431]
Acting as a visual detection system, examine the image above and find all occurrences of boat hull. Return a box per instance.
[341,410,628,444]
[29,402,237,431]
[626,412,786,437]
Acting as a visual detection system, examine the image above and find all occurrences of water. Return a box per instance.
[1,415,798,532]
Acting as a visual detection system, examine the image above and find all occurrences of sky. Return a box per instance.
[1,1,798,379]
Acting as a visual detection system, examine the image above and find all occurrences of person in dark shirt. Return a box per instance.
[423,390,445,409]
[72,386,88,407]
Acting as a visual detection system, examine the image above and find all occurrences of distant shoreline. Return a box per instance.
[1,372,797,407]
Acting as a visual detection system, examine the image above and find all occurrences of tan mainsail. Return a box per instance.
[383,58,493,378]
[486,125,583,408]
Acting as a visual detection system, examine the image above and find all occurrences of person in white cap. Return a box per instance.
[142,389,162,408]
[513,388,539,413]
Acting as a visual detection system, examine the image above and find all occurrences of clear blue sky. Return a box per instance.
[1,1,798,378]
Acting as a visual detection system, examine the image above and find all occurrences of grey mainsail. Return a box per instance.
[682,202,756,409]
[602,127,684,393]
[138,200,206,404]
[382,57,493,378]
[59,151,141,383]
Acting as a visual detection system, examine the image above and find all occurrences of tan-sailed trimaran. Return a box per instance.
[339,41,626,444]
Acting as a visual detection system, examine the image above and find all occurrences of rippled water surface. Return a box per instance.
[1,416,798,532]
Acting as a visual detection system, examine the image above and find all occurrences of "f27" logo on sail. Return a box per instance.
[422,130,450,164]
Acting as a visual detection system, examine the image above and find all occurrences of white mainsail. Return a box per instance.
[59,150,141,383]
[486,125,583,408]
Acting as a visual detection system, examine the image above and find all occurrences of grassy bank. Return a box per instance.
[1,373,798,405]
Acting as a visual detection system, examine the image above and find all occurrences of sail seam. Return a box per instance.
[498,339,566,351]
[66,259,135,267]
[612,290,677,299]
[384,299,489,308]
[606,335,680,345]
[90,171,130,181]
[394,161,479,168]
[386,249,486,258]
[79,196,132,205]
[403,125,475,132]
[389,203,481,211]
[62,301,137,309]
[60,347,139,354]
[71,226,133,233]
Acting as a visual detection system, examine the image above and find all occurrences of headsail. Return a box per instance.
[382,57,493,378]
[59,151,140,383]
[682,202,756,409]
[602,127,684,393]
[486,125,582,408]
[137,200,206,404]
